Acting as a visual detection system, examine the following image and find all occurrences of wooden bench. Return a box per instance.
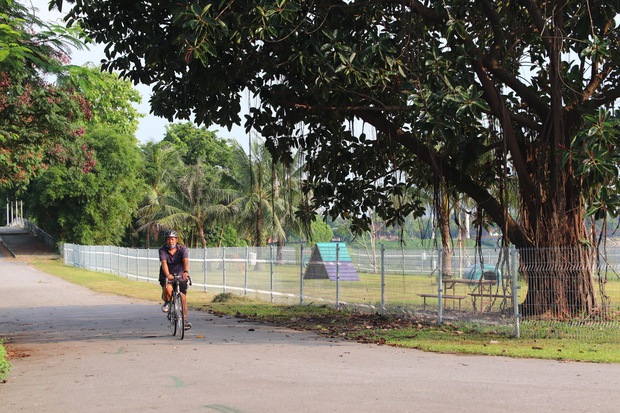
[418,293,467,311]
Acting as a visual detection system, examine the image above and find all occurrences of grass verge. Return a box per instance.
[29,259,620,363]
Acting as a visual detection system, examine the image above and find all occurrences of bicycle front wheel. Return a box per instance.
[175,292,184,340]
[169,295,178,336]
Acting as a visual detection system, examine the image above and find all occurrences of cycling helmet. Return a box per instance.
[164,230,178,238]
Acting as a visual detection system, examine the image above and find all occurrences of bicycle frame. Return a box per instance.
[167,275,185,340]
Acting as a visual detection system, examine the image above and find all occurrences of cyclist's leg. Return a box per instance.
[180,281,191,329]
[181,293,188,320]
[159,277,172,312]
[170,292,178,335]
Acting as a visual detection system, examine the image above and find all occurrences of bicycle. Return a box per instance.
[166,274,191,339]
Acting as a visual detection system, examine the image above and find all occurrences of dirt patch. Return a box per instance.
[218,310,437,344]
[5,347,31,359]
[208,306,513,346]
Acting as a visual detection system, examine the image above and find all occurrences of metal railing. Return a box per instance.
[20,220,59,251]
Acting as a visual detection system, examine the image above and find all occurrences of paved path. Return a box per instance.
[1,228,620,412]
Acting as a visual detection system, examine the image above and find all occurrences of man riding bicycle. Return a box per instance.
[159,230,191,330]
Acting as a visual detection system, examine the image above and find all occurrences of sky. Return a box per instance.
[27,0,249,147]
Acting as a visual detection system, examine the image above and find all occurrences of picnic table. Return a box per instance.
[418,279,479,310]
[418,278,512,312]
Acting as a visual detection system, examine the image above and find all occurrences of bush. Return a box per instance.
[211,292,254,303]
[0,341,11,382]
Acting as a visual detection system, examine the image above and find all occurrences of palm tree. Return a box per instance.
[226,138,302,261]
[156,163,235,248]
[135,142,181,248]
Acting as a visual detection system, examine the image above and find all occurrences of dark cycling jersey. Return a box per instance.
[158,244,189,290]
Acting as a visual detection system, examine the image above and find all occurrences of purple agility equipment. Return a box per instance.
[303,242,360,281]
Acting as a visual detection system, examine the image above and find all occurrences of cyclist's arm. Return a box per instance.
[181,257,190,281]
[161,260,173,281]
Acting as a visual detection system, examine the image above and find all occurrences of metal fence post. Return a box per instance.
[244,246,249,296]
[511,246,520,338]
[145,246,149,282]
[116,246,119,276]
[381,244,385,316]
[299,244,304,306]
[270,244,274,303]
[336,243,340,310]
[438,247,443,325]
[203,247,208,292]
[222,246,226,293]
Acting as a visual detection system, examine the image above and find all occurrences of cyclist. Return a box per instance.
[159,229,191,330]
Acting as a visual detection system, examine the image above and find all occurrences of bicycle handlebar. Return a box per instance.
[168,273,192,286]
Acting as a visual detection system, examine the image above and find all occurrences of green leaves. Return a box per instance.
[580,35,611,63]
[28,126,145,245]
[444,85,490,118]
[0,0,93,191]
[569,108,620,218]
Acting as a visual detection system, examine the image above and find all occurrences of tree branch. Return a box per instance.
[518,0,552,50]
[572,65,613,109]
[400,0,445,25]
[355,108,533,248]
[585,86,620,111]
[482,57,549,120]
[471,59,539,217]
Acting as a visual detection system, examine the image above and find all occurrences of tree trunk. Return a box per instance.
[516,168,598,319]
[276,237,284,264]
[198,226,207,249]
[519,246,597,319]
[435,180,453,278]
[255,201,263,247]
[254,200,264,271]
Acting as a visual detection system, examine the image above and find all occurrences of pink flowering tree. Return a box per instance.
[0,0,93,191]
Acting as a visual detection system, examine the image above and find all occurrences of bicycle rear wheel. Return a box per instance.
[175,292,184,340]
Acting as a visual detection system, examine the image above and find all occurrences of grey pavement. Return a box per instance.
[1,228,620,412]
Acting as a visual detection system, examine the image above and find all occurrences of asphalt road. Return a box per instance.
[1,228,620,412]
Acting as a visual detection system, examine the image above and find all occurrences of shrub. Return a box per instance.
[0,341,11,382]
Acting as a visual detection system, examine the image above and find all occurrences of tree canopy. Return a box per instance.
[25,63,145,244]
[28,125,145,244]
[161,121,234,167]
[52,0,620,316]
[53,0,620,244]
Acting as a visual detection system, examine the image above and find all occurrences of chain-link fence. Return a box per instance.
[62,242,620,342]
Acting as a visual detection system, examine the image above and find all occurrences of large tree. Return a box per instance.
[136,123,238,248]
[28,125,145,244]
[161,121,234,167]
[26,66,145,244]
[0,0,89,191]
[54,0,620,318]
[152,162,235,248]
[226,139,288,248]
